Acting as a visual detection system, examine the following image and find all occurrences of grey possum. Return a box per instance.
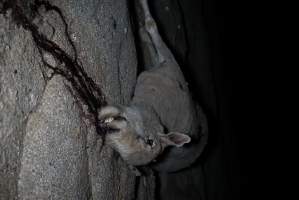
[98,0,207,171]
[98,105,191,166]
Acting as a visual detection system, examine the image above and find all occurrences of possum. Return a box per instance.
[98,105,191,166]
[98,0,207,170]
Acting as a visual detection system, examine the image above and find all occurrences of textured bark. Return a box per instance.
[0,0,153,199]
[0,13,46,199]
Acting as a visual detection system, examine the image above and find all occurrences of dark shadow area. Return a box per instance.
[144,0,242,199]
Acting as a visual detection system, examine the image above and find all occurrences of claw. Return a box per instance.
[104,117,114,123]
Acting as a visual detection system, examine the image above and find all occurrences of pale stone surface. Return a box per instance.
[18,76,90,199]
[0,14,45,199]
[0,0,140,199]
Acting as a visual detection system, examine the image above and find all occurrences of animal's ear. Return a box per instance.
[98,105,121,121]
[159,132,191,148]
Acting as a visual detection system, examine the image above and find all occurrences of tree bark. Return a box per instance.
[0,0,152,199]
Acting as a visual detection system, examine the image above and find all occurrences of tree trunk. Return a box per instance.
[0,0,153,199]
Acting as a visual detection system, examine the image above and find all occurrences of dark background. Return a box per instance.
[146,0,245,199]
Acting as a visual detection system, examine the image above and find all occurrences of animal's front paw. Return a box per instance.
[97,105,127,133]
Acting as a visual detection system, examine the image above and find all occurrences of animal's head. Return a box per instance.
[98,105,191,166]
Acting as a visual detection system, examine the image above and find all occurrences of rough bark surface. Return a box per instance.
[0,0,152,199]
[0,14,46,199]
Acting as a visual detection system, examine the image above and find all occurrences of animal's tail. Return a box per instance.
[135,0,179,67]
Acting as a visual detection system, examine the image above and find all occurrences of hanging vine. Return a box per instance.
[1,0,108,135]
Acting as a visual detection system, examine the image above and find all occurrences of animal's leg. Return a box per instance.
[139,0,175,64]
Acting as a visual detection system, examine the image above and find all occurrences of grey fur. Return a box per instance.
[98,0,207,171]
[98,105,190,166]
